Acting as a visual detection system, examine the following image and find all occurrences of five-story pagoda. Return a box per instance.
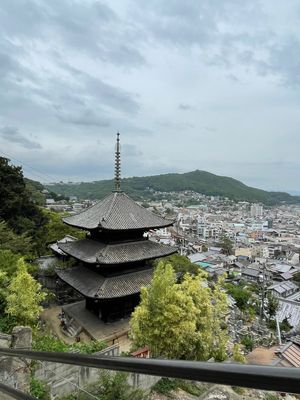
[57,133,176,322]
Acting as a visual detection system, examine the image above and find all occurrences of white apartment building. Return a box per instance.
[250,203,263,217]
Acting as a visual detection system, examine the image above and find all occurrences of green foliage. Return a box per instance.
[0,248,37,277]
[30,377,50,400]
[41,258,77,277]
[45,169,300,205]
[232,343,246,363]
[25,178,46,206]
[152,378,204,397]
[0,249,20,275]
[42,209,86,245]
[0,220,33,255]
[0,270,10,314]
[265,394,281,400]
[153,253,199,275]
[232,386,246,395]
[0,314,18,334]
[61,371,145,400]
[218,234,233,255]
[226,283,252,310]
[33,333,106,354]
[281,317,292,332]
[6,258,46,326]
[33,334,70,352]
[152,378,178,396]
[0,157,48,251]
[74,340,107,354]
[0,270,19,332]
[266,292,279,319]
[294,272,300,285]
[267,318,291,333]
[34,209,86,255]
[94,371,145,400]
[130,261,229,361]
[241,336,254,352]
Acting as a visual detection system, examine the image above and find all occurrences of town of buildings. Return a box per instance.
[2,136,300,399]
[43,174,300,364]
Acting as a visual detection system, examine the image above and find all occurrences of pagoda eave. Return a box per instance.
[57,266,153,299]
[58,238,177,265]
[62,191,174,231]
[62,219,174,232]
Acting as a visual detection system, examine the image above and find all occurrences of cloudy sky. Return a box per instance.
[0,0,300,192]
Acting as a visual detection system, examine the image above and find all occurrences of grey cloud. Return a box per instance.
[84,76,140,115]
[263,38,300,86]
[226,74,239,82]
[133,0,260,47]
[133,0,300,87]
[204,126,217,133]
[52,61,140,115]
[178,103,192,111]
[0,0,144,68]
[55,107,110,128]
[0,126,42,149]
[122,144,143,157]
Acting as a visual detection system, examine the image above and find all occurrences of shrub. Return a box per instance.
[241,336,254,352]
[33,334,106,354]
[30,377,50,400]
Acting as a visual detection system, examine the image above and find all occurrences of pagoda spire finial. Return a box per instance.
[114,132,121,192]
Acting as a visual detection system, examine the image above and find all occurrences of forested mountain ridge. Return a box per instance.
[45,169,300,205]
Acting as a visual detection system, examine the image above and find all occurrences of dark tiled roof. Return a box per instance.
[59,238,176,264]
[63,192,173,231]
[57,266,153,299]
[242,268,260,277]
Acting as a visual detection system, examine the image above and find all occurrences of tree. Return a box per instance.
[0,250,20,276]
[130,262,229,361]
[266,292,279,320]
[218,234,233,255]
[43,209,85,245]
[0,270,9,314]
[0,157,48,254]
[0,220,32,255]
[153,253,200,276]
[94,371,145,400]
[226,283,252,310]
[6,258,46,326]
[232,344,246,364]
[293,272,300,286]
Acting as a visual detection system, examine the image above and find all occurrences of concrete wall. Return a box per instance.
[0,327,159,399]
[35,343,159,399]
[35,344,120,399]
[0,327,32,400]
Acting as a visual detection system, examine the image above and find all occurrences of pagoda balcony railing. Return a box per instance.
[0,348,300,399]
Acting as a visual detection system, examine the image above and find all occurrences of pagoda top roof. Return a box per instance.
[63,191,173,231]
[57,266,153,299]
[58,237,176,265]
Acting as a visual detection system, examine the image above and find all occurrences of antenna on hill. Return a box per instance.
[114,132,121,192]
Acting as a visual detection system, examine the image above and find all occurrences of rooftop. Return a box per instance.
[63,191,173,231]
[57,265,153,299]
[58,237,176,264]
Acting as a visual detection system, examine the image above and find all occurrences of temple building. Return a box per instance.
[57,133,176,322]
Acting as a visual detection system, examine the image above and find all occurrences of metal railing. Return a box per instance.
[0,347,300,399]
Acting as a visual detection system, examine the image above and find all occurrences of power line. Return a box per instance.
[0,150,59,183]
[39,362,99,400]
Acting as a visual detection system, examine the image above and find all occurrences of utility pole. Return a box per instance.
[259,264,266,322]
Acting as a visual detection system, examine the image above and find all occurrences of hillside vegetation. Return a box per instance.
[45,170,300,205]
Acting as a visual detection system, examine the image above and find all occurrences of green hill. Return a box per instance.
[45,170,300,205]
